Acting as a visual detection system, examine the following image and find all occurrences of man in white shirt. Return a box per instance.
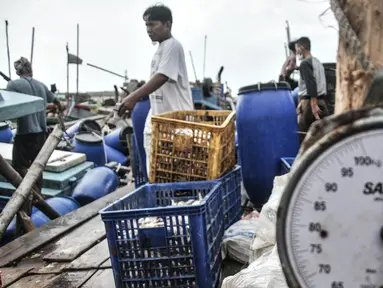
[118,4,194,177]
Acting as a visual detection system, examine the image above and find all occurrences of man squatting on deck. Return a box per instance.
[295,37,329,143]
[118,4,194,174]
[6,57,60,228]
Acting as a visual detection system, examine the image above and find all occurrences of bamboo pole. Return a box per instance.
[0,125,63,242]
[0,155,60,220]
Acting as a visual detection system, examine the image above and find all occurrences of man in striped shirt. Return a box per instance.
[295,37,329,143]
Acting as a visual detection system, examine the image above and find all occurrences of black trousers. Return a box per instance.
[12,132,47,218]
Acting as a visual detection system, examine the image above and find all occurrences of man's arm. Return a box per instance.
[44,84,56,103]
[128,40,181,102]
[299,60,317,98]
[128,73,169,103]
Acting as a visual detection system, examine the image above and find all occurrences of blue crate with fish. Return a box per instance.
[100,180,224,288]
[221,166,242,229]
[280,157,295,174]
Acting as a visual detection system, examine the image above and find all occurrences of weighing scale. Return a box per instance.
[277,74,383,287]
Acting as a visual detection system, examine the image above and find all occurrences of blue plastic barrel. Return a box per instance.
[291,87,299,107]
[131,96,150,178]
[105,145,128,166]
[72,166,120,206]
[30,196,80,227]
[65,119,101,139]
[3,196,80,245]
[191,87,202,102]
[72,132,106,166]
[0,122,13,143]
[236,82,299,206]
[104,127,131,154]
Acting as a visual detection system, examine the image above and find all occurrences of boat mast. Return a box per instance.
[202,35,207,79]
[5,20,11,79]
[30,27,35,66]
[285,20,292,55]
[284,43,288,58]
[189,51,198,82]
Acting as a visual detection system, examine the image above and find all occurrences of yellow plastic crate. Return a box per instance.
[149,110,236,183]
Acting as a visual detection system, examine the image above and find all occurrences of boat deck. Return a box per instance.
[0,183,135,288]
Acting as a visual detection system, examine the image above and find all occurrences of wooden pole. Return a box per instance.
[331,0,383,114]
[0,155,60,220]
[76,24,79,102]
[30,27,35,66]
[0,125,63,242]
[203,35,207,79]
[66,43,70,100]
[5,20,11,79]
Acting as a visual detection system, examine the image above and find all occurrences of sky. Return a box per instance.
[0,0,338,95]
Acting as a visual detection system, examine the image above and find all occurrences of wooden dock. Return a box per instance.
[0,183,135,288]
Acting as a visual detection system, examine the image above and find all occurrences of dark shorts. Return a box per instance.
[13,132,47,191]
[297,99,329,143]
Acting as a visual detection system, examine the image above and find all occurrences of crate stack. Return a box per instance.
[100,110,242,288]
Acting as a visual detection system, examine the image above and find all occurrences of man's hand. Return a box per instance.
[118,92,138,116]
[310,97,321,120]
[53,98,64,113]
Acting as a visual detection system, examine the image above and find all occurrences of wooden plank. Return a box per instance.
[42,270,96,288]
[0,183,134,267]
[67,239,110,270]
[1,267,34,288]
[7,274,57,288]
[82,269,114,288]
[31,262,68,274]
[15,237,69,274]
[43,216,106,262]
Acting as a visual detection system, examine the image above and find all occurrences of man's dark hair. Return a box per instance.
[143,4,173,24]
[296,37,311,51]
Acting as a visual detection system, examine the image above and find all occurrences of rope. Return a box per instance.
[330,0,375,73]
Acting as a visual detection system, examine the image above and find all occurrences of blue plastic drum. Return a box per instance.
[291,87,299,107]
[3,196,80,245]
[65,119,101,139]
[236,82,299,206]
[72,132,106,166]
[131,96,150,178]
[72,166,120,206]
[0,122,13,143]
[104,127,131,154]
[105,145,129,166]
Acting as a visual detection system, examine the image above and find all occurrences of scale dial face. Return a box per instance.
[278,128,383,288]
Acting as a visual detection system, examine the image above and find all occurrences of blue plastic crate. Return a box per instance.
[131,134,148,188]
[100,181,224,288]
[280,157,295,174]
[220,166,242,229]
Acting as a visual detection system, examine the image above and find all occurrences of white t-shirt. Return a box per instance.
[143,37,194,134]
